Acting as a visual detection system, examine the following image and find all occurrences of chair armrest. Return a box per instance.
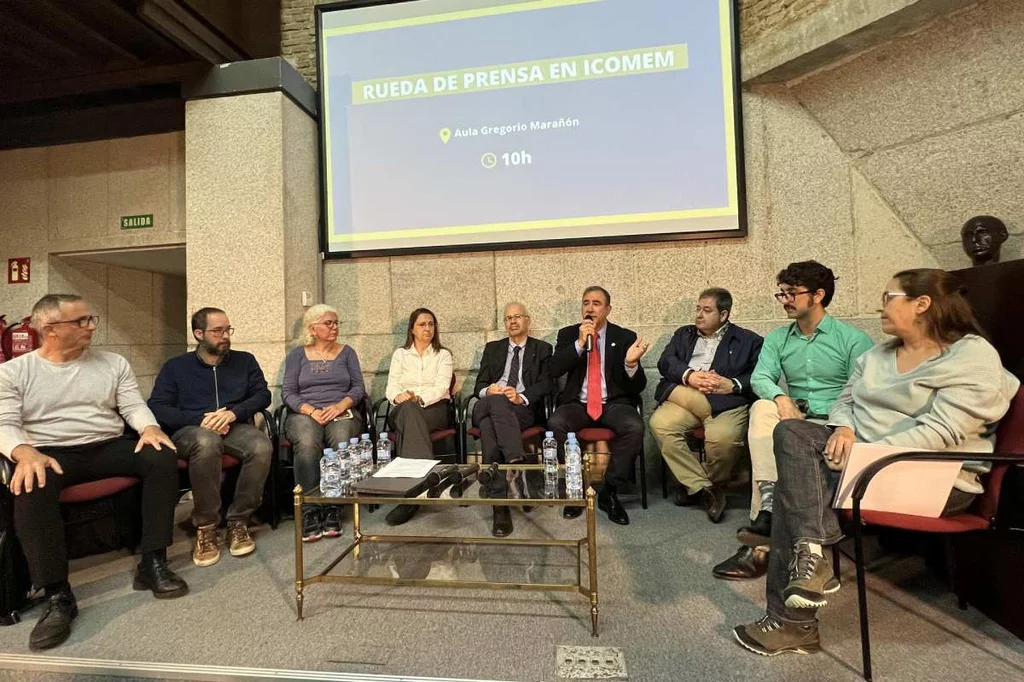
[632,394,644,416]
[0,456,13,488]
[543,394,555,421]
[371,397,390,433]
[275,404,290,440]
[461,394,479,425]
[361,396,375,439]
[257,409,277,440]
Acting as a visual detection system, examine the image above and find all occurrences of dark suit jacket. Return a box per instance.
[472,336,553,415]
[548,321,647,406]
[654,323,763,416]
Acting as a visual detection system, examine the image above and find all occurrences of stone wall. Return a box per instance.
[738,0,831,44]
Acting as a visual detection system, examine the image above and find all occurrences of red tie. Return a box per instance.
[587,333,603,421]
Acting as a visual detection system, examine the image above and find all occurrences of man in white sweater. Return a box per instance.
[0,295,188,652]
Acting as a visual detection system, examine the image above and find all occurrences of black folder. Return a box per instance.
[351,463,448,497]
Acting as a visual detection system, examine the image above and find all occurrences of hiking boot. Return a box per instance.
[733,614,820,656]
[784,543,840,609]
[192,522,220,567]
[29,591,77,651]
[227,520,256,557]
[302,506,322,543]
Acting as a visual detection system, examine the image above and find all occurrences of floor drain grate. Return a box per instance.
[556,645,627,679]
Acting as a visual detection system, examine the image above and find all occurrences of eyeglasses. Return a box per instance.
[504,314,528,323]
[49,315,100,328]
[204,326,234,337]
[881,291,911,306]
[317,320,340,328]
[773,290,813,302]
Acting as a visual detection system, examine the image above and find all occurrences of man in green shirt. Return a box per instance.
[712,261,873,581]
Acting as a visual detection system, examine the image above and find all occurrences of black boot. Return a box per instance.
[133,552,189,599]
[737,511,772,547]
[385,504,419,526]
[29,591,78,651]
[492,506,513,537]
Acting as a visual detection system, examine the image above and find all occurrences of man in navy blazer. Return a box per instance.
[472,302,552,537]
[650,288,762,524]
[548,286,650,526]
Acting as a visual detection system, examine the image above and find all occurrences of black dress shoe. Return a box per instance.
[385,504,419,526]
[29,591,78,651]
[712,545,769,580]
[598,489,629,525]
[673,486,699,507]
[133,555,189,599]
[702,485,727,523]
[563,506,584,519]
[492,506,513,537]
[737,511,772,547]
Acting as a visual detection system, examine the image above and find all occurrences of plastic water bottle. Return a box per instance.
[542,431,559,499]
[337,451,351,497]
[565,433,583,500]
[320,448,342,497]
[376,431,392,471]
[359,433,374,478]
[346,437,361,482]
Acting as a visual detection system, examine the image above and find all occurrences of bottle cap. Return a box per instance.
[545,431,554,438]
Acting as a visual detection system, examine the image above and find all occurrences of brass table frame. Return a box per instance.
[293,462,600,636]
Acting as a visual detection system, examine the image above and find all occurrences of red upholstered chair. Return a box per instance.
[660,426,706,499]
[58,477,139,504]
[372,374,462,463]
[459,394,547,464]
[839,386,1024,681]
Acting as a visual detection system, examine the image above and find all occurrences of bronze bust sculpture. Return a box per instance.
[961,215,1008,266]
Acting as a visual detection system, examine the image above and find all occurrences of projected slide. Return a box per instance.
[319,0,742,254]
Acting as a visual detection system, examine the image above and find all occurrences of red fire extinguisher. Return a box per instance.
[0,316,39,361]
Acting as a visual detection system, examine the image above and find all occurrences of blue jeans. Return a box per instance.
[766,420,843,626]
[285,411,363,494]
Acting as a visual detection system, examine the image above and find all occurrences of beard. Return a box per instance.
[200,338,230,356]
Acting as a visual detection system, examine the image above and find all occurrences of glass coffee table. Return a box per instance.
[292,459,601,636]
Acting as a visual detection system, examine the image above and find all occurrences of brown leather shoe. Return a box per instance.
[712,546,769,580]
[227,521,256,557]
[702,485,727,523]
[192,523,220,567]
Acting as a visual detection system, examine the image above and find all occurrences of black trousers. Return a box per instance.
[387,401,451,459]
[548,401,644,490]
[472,395,537,495]
[13,436,178,587]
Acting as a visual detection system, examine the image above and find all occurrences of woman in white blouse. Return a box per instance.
[383,308,454,525]
[386,307,454,456]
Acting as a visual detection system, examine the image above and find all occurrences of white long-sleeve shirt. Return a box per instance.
[385,346,453,407]
[0,349,158,458]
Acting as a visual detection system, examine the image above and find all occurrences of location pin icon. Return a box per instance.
[439,127,451,144]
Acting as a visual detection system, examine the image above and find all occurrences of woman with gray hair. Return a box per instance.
[282,304,366,542]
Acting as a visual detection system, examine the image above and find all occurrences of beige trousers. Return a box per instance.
[650,386,749,494]
[747,399,781,520]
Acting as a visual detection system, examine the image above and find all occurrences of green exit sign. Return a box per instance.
[121,214,153,229]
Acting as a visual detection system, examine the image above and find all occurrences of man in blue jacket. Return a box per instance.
[649,288,763,523]
[148,307,272,568]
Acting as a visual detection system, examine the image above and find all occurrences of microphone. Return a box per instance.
[583,314,594,353]
[449,464,481,499]
[425,464,460,498]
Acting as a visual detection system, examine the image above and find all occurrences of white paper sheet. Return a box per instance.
[832,443,962,518]
[373,457,438,479]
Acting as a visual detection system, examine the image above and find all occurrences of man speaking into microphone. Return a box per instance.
[548,286,649,525]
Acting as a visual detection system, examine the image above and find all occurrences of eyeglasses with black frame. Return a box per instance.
[773,289,813,302]
[49,315,100,328]
[203,326,234,337]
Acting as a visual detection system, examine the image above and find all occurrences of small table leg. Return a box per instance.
[293,484,305,620]
[586,486,599,637]
[353,501,361,560]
